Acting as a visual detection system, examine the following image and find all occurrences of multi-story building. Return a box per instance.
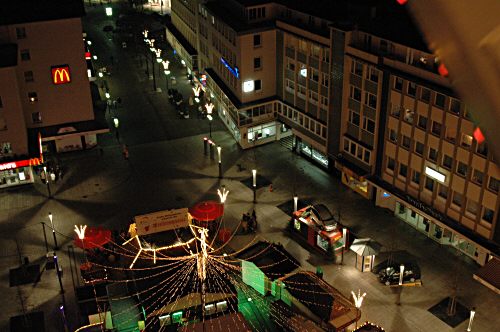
[167,0,499,265]
[0,0,108,189]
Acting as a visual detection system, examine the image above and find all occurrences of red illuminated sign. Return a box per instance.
[85,52,91,60]
[51,65,71,85]
[0,158,42,171]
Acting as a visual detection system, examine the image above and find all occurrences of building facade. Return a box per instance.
[0,0,108,188]
[167,0,499,265]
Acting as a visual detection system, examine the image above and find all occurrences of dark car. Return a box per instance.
[378,263,420,285]
[102,25,114,32]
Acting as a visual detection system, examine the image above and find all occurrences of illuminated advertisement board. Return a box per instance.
[51,65,71,85]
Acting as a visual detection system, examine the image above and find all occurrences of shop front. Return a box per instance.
[340,166,371,199]
[371,183,492,266]
[295,136,328,168]
[0,159,39,189]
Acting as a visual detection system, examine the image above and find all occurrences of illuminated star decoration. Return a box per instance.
[205,103,214,114]
[192,86,201,97]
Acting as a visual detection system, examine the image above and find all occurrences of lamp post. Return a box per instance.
[252,169,257,203]
[217,146,222,178]
[207,115,213,138]
[351,289,366,329]
[203,137,208,156]
[396,264,405,305]
[48,212,59,250]
[293,195,298,212]
[162,60,170,91]
[341,228,347,265]
[43,166,51,198]
[467,307,476,331]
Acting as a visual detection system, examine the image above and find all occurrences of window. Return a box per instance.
[363,117,375,133]
[428,148,438,161]
[320,96,328,107]
[287,59,295,71]
[311,45,320,58]
[31,112,42,123]
[449,98,461,114]
[457,161,468,177]
[476,142,488,157]
[285,79,295,92]
[466,200,479,216]
[24,71,34,82]
[350,86,361,101]
[398,108,411,124]
[482,207,494,224]
[253,34,261,47]
[364,92,377,108]
[472,169,484,185]
[309,91,318,104]
[399,163,408,178]
[205,304,216,315]
[434,93,446,108]
[442,154,453,169]
[417,115,428,129]
[415,141,424,155]
[438,184,448,198]
[402,135,411,149]
[420,88,430,102]
[363,150,370,163]
[297,84,306,97]
[366,67,379,83]
[461,134,473,148]
[254,79,262,91]
[389,129,398,142]
[216,301,228,312]
[253,57,261,70]
[431,121,442,136]
[20,49,30,61]
[321,73,329,87]
[412,170,421,184]
[310,68,319,82]
[16,27,26,39]
[351,60,363,76]
[387,157,395,172]
[452,191,463,207]
[391,104,402,117]
[425,176,435,191]
[28,92,38,103]
[349,110,360,126]
[445,126,457,143]
[394,77,403,91]
[488,177,499,193]
[407,82,417,96]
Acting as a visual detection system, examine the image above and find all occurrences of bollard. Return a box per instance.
[203,137,208,156]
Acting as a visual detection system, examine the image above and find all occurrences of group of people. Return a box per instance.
[241,210,258,233]
[38,163,63,184]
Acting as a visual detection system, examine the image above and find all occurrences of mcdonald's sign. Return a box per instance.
[51,65,71,85]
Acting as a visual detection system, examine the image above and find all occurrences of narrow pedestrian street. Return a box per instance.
[0,2,498,332]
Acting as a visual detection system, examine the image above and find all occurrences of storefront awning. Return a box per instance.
[473,256,500,295]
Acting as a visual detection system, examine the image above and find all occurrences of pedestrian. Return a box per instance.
[122,144,129,160]
[40,171,46,184]
[188,96,193,106]
[116,97,122,104]
[113,100,117,109]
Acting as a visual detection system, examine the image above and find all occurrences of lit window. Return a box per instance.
[460,134,473,148]
[243,80,254,92]
[216,301,228,312]
[28,92,38,103]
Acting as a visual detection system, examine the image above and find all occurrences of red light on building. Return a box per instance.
[51,65,71,85]
[473,127,485,144]
[396,0,408,4]
[85,51,91,59]
[438,63,449,77]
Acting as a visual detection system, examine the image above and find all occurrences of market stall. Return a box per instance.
[289,204,345,259]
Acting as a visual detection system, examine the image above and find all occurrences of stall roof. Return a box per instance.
[236,241,300,280]
[473,256,500,295]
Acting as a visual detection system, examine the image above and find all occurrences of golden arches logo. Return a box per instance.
[51,66,71,84]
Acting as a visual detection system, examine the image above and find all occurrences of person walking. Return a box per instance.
[122,144,129,160]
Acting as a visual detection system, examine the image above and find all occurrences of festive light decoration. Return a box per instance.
[217,187,230,203]
[74,225,87,240]
[473,127,485,144]
[192,86,201,97]
[438,63,449,77]
[205,102,214,114]
[351,289,367,308]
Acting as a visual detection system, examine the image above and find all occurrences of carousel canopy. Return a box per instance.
[74,226,112,249]
[188,200,224,221]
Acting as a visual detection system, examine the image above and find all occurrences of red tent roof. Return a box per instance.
[189,201,224,221]
[74,227,112,249]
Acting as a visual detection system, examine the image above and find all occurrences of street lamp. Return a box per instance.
[207,114,213,137]
[397,264,405,305]
[467,307,476,331]
[293,195,298,212]
[351,289,366,329]
[43,166,51,198]
[217,146,222,178]
[162,60,170,90]
[341,228,348,264]
[252,169,257,203]
[48,212,59,250]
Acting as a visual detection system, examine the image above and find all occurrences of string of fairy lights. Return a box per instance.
[55,187,369,331]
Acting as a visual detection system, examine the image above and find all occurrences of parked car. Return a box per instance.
[378,263,420,285]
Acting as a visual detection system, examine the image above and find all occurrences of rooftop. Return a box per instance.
[236,241,300,280]
[0,0,85,26]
